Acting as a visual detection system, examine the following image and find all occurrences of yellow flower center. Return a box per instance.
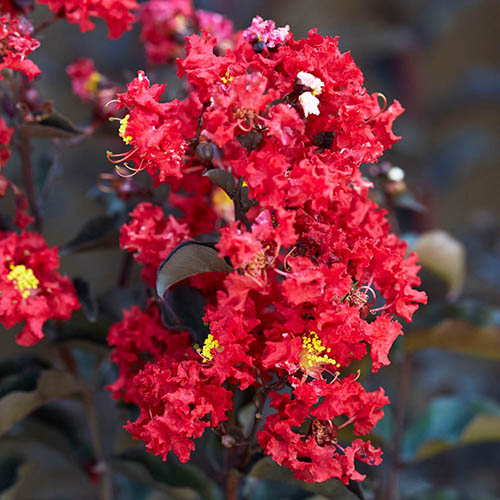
[84,71,101,94]
[201,334,220,362]
[300,331,340,372]
[221,70,233,85]
[119,114,133,145]
[7,264,39,299]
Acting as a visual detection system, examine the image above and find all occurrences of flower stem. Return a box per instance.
[385,353,412,500]
[20,131,42,232]
[84,357,113,500]
[33,12,61,36]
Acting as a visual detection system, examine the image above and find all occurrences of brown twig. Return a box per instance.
[33,13,61,36]
[83,357,113,500]
[385,353,412,500]
[20,130,42,232]
[117,251,134,287]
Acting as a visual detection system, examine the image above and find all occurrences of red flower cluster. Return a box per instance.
[139,0,233,64]
[107,302,193,403]
[108,17,426,483]
[0,13,40,80]
[38,0,138,39]
[120,202,190,285]
[0,231,80,346]
[66,57,101,101]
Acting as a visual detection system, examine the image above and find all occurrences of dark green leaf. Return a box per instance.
[402,397,500,461]
[248,457,362,500]
[156,241,233,300]
[114,449,222,500]
[0,370,83,436]
[406,318,500,359]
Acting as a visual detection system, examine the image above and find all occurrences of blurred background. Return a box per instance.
[1,1,499,499]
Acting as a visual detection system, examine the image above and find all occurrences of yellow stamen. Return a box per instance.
[119,114,133,145]
[201,334,220,362]
[84,71,101,94]
[7,264,39,299]
[300,331,339,371]
[221,70,233,85]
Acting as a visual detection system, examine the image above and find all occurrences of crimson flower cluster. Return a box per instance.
[139,0,234,64]
[38,0,138,39]
[0,13,40,80]
[107,16,426,484]
[0,231,80,346]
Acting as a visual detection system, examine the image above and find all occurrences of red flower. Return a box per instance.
[0,231,80,346]
[258,376,387,483]
[66,57,100,101]
[0,14,40,80]
[120,202,190,285]
[125,359,232,462]
[138,0,234,65]
[38,0,138,39]
[107,302,193,403]
[108,71,198,183]
[139,0,194,64]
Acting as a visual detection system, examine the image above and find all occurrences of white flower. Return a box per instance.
[299,91,320,117]
[297,71,324,96]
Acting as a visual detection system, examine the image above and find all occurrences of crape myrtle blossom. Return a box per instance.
[139,0,234,64]
[107,17,426,484]
[0,231,80,346]
[37,0,139,39]
[0,13,40,80]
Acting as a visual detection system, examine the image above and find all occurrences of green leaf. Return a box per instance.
[22,111,82,139]
[156,242,233,300]
[402,397,500,461]
[248,457,362,500]
[0,370,83,436]
[0,357,49,399]
[114,450,222,500]
[0,436,97,499]
[110,459,202,500]
[406,319,500,359]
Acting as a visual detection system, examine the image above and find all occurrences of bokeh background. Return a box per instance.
[1,1,499,499]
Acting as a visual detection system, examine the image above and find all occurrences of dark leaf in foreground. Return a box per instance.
[156,241,233,300]
[203,169,237,198]
[73,277,98,322]
[60,214,120,255]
